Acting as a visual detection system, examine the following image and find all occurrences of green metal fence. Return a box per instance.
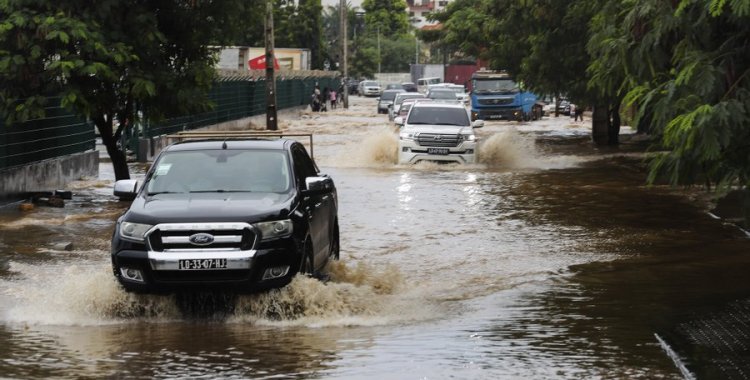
[0,75,340,170]
[147,76,341,138]
[0,98,96,171]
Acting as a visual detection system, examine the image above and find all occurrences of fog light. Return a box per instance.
[402,147,410,152]
[120,267,144,283]
[262,266,290,280]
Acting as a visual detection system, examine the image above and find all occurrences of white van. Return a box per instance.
[417,77,441,93]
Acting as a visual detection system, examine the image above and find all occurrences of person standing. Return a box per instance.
[574,104,584,122]
[330,89,337,109]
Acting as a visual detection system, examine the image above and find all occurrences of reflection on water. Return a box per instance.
[1,96,749,378]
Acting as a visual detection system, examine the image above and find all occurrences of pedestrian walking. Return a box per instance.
[329,89,337,109]
[574,104,584,122]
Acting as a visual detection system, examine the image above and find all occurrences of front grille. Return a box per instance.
[146,223,256,252]
[478,98,514,106]
[416,133,461,147]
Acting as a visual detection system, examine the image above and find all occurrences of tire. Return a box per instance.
[330,221,340,261]
[300,239,314,276]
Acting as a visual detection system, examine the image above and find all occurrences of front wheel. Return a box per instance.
[300,239,314,276]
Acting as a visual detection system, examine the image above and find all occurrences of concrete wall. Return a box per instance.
[375,73,411,86]
[0,151,99,201]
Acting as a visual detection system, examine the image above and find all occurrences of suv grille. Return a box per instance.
[146,223,256,252]
[416,133,461,147]
[478,98,514,105]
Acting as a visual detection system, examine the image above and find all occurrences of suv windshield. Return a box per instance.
[407,106,470,126]
[381,90,401,101]
[147,149,291,194]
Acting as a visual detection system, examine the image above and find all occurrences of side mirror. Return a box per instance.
[376,97,380,101]
[472,120,484,128]
[302,176,334,196]
[114,179,139,201]
[394,117,404,126]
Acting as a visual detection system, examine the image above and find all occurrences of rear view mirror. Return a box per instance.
[472,120,484,128]
[303,176,334,196]
[394,117,404,126]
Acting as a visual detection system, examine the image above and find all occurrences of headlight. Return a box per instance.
[254,219,293,241]
[119,222,153,242]
[462,134,476,142]
[399,132,414,140]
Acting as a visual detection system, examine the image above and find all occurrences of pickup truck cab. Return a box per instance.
[110,138,339,294]
[396,101,483,164]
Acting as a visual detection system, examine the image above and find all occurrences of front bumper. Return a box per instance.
[471,107,522,121]
[111,239,301,294]
[398,141,477,164]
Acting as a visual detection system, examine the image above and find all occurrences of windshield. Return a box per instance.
[472,78,519,94]
[147,149,291,194]
[381,91,400,101]
[407,106,470,127]
[395,94,424,105]
[363,81,378,86]
[428,90,457,100]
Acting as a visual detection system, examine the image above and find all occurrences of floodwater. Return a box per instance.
[1,96,749,379]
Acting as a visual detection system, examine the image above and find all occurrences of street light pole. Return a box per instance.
[340,0,349,109]
[265,0,277,130]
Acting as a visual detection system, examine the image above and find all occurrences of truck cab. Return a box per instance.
[470,71,540,121]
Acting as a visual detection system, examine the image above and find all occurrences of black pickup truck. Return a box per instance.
[110,138,339,293]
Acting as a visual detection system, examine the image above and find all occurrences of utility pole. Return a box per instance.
[377,26,381,74]
[265,0,278,130]
[340,0,348,109]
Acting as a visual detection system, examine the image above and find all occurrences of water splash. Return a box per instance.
[332,129,399,167]
[478,128,587,170]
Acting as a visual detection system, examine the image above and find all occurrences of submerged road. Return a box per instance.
[1,95,749,379]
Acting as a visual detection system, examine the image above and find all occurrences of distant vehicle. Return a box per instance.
[377,89,405,114]
[385,83,402,90]
[417,77,441,93]
[426,88,459,101]
[389,92,426,121]
[111,137,339,294]
[358,80,381,97]
[347,79,360,95]
[401,82,418,92]
[470,70,541,121]
[395,101,483,164]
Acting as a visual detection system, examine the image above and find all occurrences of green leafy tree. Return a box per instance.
[0,0,247,180]
[362,0,410,37]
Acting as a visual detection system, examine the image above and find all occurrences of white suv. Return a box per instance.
[396,101,483,164]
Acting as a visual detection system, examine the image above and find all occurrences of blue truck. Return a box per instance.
[469,70,542,121]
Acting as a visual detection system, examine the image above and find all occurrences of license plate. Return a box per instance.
[487,114,503,119]
[427,148,450,155]
[178,258,228,270]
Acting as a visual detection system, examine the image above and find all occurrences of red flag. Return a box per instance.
[248,54,280,70]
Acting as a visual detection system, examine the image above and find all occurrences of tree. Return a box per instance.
[0,0,247,180]
[362,0,410,37]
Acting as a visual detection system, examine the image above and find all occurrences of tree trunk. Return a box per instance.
[96,117,131,180]
[592,104,609,145]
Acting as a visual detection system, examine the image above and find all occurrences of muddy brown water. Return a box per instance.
[1,96,749,379]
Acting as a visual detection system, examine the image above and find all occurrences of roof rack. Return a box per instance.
[165,131,316,158]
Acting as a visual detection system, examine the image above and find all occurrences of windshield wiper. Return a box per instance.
[189,189,249,193]
[147,191,182,195]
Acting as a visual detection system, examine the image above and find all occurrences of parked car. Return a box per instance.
[358,80,381,97]
[347,79,360,95]
[389,92,426,121]
[395,101,483,164]
[111,137,339,294]
[385,83,402,90]
[377,89,405,114]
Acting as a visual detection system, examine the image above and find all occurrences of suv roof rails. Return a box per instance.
[165,131,316,158]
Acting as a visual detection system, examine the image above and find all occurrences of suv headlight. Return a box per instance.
[119,222,153,242]
[254,219,293,241]
[399,132,414,140]
[462,134,476,142]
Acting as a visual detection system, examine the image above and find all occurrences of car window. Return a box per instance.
[291,145,318,188]
[147,150,291,194]
[381,91,401,101]
[427,90,457,100]
[407,107,470,126]
[395,93,425,105]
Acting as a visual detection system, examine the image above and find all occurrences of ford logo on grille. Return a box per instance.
[189,233,215,246]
